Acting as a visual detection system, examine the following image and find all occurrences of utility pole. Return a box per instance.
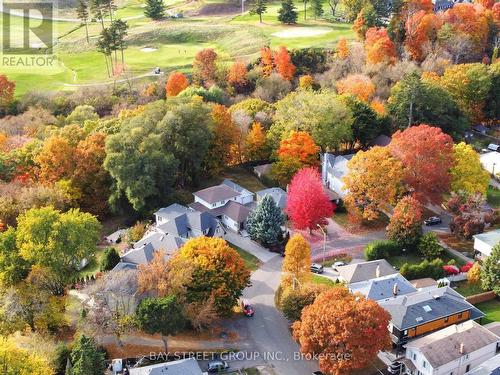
[317,224,327,263]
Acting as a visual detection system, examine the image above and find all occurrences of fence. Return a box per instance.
[466,291,498,305]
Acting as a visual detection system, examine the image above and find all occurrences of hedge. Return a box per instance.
[400,258,445,280]
[364,240,401,261]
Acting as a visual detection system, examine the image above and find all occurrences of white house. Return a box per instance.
[480,151,500,176]
[473,229,500,259]
[321,153,355,200]
[189,180,254,232]
[129,358,203,375]
[403,321,500,375]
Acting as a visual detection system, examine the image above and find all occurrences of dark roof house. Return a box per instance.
[349,273,417,301]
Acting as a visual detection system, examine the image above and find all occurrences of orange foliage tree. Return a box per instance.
[364,27,397,65]
[227,60,249,92]
[245,122,268,161]
[0,75,15,108]
[336,74,376,103]
[35,136,76,184]
[292,287,391,375]
[192,48,218,88]
[274,46,296,81]
[370,99,386,115]
[390,124,453,204]
[205,104,239,173]
[336,38,350,59]
[260,47,274,77]
[166,72,189,97]
[278,131,320,166]
[405,11,442,61]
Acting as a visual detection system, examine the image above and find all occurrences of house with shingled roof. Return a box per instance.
[336,259,397,284]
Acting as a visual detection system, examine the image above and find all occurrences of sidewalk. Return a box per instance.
[223,231,277,263]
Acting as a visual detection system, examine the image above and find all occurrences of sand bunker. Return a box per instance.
[272,27,331,38]
[141,47,158,52]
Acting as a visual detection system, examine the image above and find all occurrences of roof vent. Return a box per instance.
[376,265,381,278]
[423,305,432,312]
[393,283,399,296]
[460,343,465,354]
[416,317,423,322]
[433,295,441,300]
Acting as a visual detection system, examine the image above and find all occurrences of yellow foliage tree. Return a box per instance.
[467,262,481,284]
[343,146,405,220]
[282,234,311,288]
[299,75,314,89]
[451,142,490,195]
[0,336,54,375]
[245,122,268,161]
[336,38,350,59]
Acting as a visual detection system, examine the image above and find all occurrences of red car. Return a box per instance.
[241,299,254,317]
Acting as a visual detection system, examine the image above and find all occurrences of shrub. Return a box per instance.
[253,73,292,103]
[178,85,225,104]
[461,262,474,273]
[100,247,121,271]
[290,48,328,75]
[400,258,445,280]
[280,284,328,321]
[364,240,401,260]
[417,232,444,260]
[443,265,459,275]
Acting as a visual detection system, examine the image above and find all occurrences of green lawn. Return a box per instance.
[452,281,486,297]
[476,299,500,324]
[231,245,261,271]
[77,249,106,278]
[386,250,466,270]
[487,186,500,208]
[311,274,337,286]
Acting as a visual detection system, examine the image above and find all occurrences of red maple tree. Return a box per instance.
[286,167,334,231]
[390,124,454,204]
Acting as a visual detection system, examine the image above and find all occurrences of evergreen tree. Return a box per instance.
[278,0,298,24]
[100,247,120,271]
[250,0,267,23]
[136,296,186,336]
[70,335,106,375]
[76,0,90,43]
[482,243,500,294]
[144,0,166,20]
[311,0,323,19]
[247,195,285,247]
[303,0,308,20]
[89,0,105,30]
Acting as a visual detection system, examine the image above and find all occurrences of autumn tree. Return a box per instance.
[0,336,54,375]
[292,287,391,375]
[467,262,481,284]
[0,75,15,109]
[405,12,441,62]
[280,284,328,321]
[205,104,239,173]
[364,27,397,65]
[274,46,296,81]
[344,146,405,221]
[336,74,376,102]
[35,136,76,184]
[286,167,334,231]
[247,195,285,247]
[166,72,189,97]
[450,142,489,196]
[0,227,30,287]
[390,124,453,204]
[260,47,274,77]
[336,38,350,59]
[273,131,320,186]
[447,193,493,239]
[227,60,249,93]
[245,122,268,161]
[353,4,378,39]
[174,237,251,317]
[387,195,423,248]
[482,243,500,294]
[192,48,218,88]
[282,234,312,288]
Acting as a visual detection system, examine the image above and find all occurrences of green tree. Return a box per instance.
[135,296,186,336]
[417,232,444,260]
[311,0,323,19]
[16,207,101,294]
[70,335,106,375]
[388,72,468,138]
[109,19,128,68]
[247,195,285,247]
[76,0,90,43]
[364,240,401,260]
[482,243,500,294]
[250,0,267,23]
[0,228,30,287]
[144,0,165,19]
[278,0,298,24]
[100,247,120,271]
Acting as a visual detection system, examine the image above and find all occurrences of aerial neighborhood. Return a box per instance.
[0,0,499,372]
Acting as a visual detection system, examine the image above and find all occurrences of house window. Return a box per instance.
[465,354,469,360]
[444,317,449,323]
[413,353,416,360]
[466,365,470,372]
[221,200,225,204]
[422,361,427,368]
[404,330,408,336]
[212,203,216,207]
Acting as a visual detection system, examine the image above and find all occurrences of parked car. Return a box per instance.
[310,263,324,274]
[312,372,325,375]
[207,360,229,373]
[424,216,442,226]
[332,261,346,271]
[387,361,404,374]
[240,299,254,317]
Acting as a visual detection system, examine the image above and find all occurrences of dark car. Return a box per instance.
[240,299,254,317]
[310,263,324,274]
[207,360,229,373]
[387,361,404,374]
[424,216,442,226]
[312,372,325,375]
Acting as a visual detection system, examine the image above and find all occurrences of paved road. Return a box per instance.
[236,256,319,375]
[224,231,277,263]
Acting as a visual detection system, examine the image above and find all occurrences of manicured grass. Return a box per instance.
[452,280,486,297]
[476,299,500,324]
[487,186,500,208]
[77,249,106,278]
[386,250,466,270]
[231,245,261,271]
[311,274,337,286]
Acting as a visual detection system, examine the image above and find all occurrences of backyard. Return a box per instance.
[476,299,500,325]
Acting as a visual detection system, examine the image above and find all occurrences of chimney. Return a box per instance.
[376,265,381,278]
[393,283,399,296]
[460,343,465,354]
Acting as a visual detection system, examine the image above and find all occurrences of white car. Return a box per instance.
[332,261,346,271]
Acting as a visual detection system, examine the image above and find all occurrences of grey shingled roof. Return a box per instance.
[349,273,417,301]
[193,185,239,204]
[129,358,203,375]
[222,179,253,196]
[212,200,252,223]
[256,188,287,210]
[405,321,499,368]
[134,232,185,254]
[323,153,355,179]
[380,287,485,331]
[156,204,219,237]
[370,134,391,147]
[337,259,396,284]
[121,243,155,265]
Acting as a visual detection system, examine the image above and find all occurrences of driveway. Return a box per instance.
[224,231,277,263]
